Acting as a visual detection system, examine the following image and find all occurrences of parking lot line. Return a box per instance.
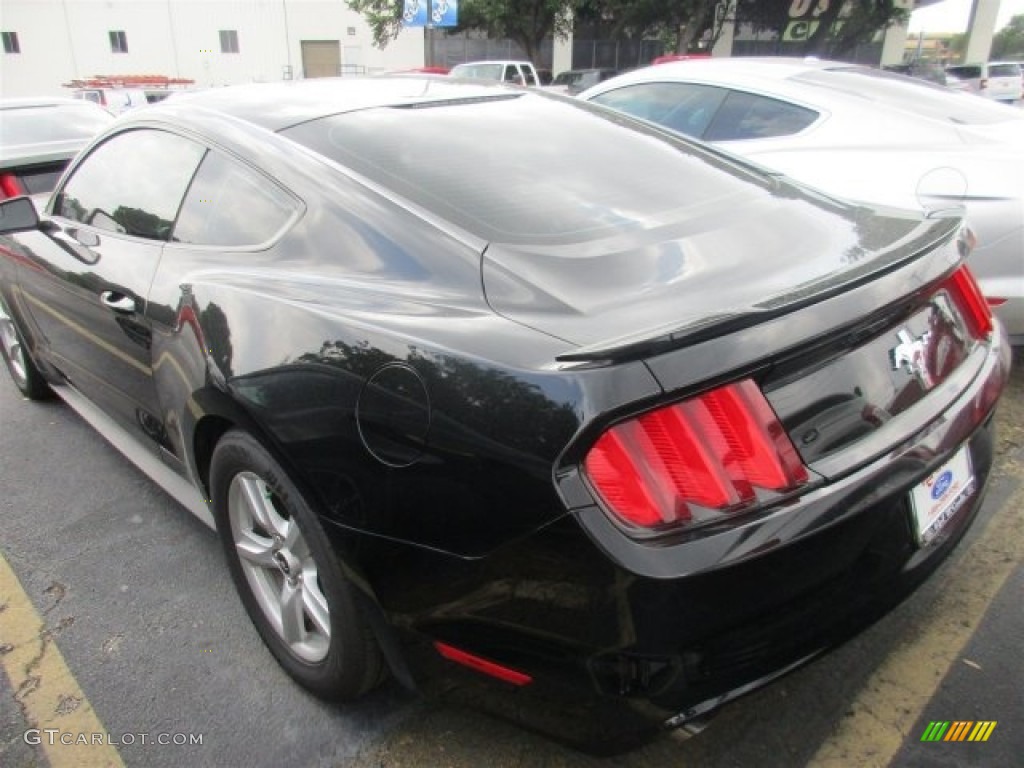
[0,553,125,768]
[810,482,1024,767]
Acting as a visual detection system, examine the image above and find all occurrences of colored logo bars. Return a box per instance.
[920,721,997,742]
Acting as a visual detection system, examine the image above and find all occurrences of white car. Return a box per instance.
[0,98,113,201]
[945,61,1024,103]
[579,57,1024,343]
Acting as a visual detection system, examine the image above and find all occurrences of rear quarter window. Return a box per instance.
[704,91,819,141]
[172,151,296,247]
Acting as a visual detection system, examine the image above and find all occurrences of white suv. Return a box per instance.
[450,60,541,87]
[945,61,1023,103]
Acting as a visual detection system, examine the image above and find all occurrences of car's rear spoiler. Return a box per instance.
[555,223,962,366]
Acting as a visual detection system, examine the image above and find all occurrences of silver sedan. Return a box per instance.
[579,57,1024,343]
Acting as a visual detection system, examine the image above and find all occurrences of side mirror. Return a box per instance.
[0,196,41,234]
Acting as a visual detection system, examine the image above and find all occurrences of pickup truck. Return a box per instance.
[449,60,541,87]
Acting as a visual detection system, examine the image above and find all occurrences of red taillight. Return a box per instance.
[584,379,808,531]
[0,173,25,200]
[986,297,1007,307]
[434,641,533,686]
[942,265,994,338]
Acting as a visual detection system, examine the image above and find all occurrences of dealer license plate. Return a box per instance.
[910,445,975,546]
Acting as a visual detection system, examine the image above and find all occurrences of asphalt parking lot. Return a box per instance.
[1,348,1022,768]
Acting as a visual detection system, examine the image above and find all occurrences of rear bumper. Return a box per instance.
[593,330,1009,720]
[407,332,1009,751]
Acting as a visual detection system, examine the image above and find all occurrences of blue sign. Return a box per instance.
[402,0,428,28]
[432,0,458,27]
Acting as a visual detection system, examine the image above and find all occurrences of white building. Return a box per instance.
[0,0,426,98]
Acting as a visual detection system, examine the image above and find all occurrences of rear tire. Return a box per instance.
[209,429,383,700]
[0,296,52,400]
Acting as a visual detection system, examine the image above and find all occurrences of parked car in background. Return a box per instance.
[450,60,540,86]
[651,53,712,65]
[0,98,113,201]
[549,68,618,96]
[580,57,1024,344]
[883,60,947,85]
[0,76,1010,752]
[71,87,152,114]
[66,75,197,115]
[945,61,1024,103]
[396,66,450,75]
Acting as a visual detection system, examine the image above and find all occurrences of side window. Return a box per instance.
[704,91,818,142]
[589,82,729,139]
[56,129,205,240]
[173,151,295,247]
[523,67,537,87]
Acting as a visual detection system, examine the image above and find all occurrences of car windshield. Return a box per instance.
[792,67,1017,125]
[283,93,772,244]
[450,63,503,80]
[0,103,112,147]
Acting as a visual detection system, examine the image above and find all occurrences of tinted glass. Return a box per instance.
[793,67,1018,125]
[704,90,819,141]
[19,167,65,195]
[988,64,1021,78]
[946,65,982,79]
[589,82,728,138]
[173,151,295,246]
[0,103,112,147]
[56,129,205,241]
[283,93,771,244]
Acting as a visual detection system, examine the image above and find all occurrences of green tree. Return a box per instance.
[346,0,405,48]
[456,0,576,63]
[992,14,1024,59]
[577,0,737,52]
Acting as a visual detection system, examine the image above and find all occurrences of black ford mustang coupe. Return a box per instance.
[0,78,1010,750]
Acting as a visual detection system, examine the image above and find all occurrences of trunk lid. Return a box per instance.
[482,188,959,354]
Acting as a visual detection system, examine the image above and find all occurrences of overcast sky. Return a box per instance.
[909,0,1024,33]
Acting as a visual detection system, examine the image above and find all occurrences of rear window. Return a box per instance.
[988,64,1021,78]
[946,65,982,79]
[282,94,771,244]
[450,63,503,80]
[793,67,1016,125]
[0,103,112,147]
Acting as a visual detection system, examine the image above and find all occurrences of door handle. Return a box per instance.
[100,291,136,314]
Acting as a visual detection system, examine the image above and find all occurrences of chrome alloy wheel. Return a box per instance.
[228,471,331,663]
[0,302,28,387]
